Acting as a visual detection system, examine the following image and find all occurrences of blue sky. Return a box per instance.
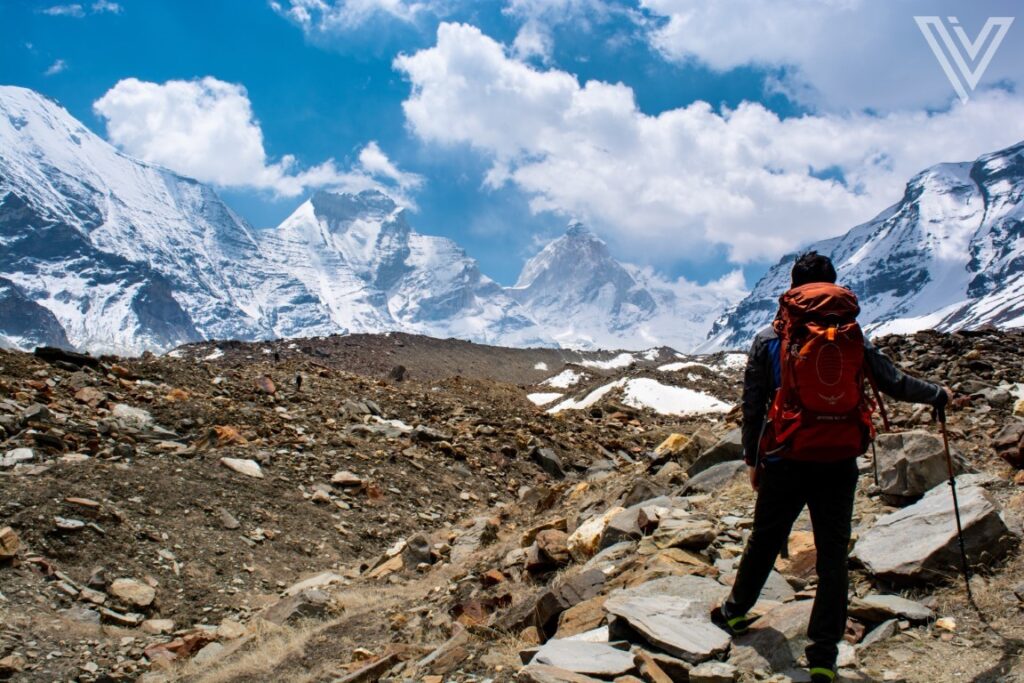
[3,0,1023,289]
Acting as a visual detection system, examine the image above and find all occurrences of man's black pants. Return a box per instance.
[724,457,859,670]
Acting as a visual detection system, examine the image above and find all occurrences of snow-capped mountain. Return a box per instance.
[507,222,746,351]
[0,86,550,353]
[0,85,284,353]
[705,140,1024,350]
[259,191,550,346]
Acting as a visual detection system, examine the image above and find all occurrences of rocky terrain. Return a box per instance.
[1,328,1023,683]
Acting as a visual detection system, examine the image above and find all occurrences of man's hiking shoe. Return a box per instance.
[809,667,837,682]
[710,604,757,636]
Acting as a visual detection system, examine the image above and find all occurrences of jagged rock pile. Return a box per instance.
[1,329,1023,682]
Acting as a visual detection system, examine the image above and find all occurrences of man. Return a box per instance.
[711,252,951,682]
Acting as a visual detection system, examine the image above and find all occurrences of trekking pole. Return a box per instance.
[936,402,974,604]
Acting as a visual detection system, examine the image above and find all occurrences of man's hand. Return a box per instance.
[933,385,954,422]
[748,465,760,491]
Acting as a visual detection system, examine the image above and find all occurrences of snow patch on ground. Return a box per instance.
[547,379,627,414]
[715,353,747,370]
[534,361,548,370]
[202,348,224,361]
[621,378,732,416]
[527,392,562,406]
[659,360,713,373]
[542,369,585,389]
[580,353,635,370]
[166,349,184,358]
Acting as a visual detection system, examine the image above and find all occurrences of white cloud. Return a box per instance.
[94,77,421,200]
[639,0,1024,112]
[357,141,423,189]
[44,59,67,76]
[42,1,120,16]
[42,4,85,17]
[396,22,1024,265]
[271,0,433,33]
[92,0,122,13]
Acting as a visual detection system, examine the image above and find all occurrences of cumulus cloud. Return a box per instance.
[639,0,1024,112]
[94,77,421,200]
[395,22,1024,265]
[44,59,67,76]
[42,4,85,17]
[271,0,433,33]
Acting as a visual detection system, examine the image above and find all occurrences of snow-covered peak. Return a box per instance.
[310,189,402,226]
[704,139,1024,350]
[507,221,743,351]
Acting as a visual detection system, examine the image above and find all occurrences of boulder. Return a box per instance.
[728,600,813,671]
[848,594,934,624]
[109,578,156,609]
[537,529,571,566]
[402,533,433,568]
[532,447,566,479]
[993,421,1024,469]
[568,507,626,562]
[681,461,747,495]
[686,429,743,478]
[604,596,730,663]
[689,661,737,683]
[533,569,609,636]
[600,509,643,549]
[0,527,19,560]
[1,448,34,468]
[530,640,636,678]
[651,516,717,550]
[851,480,1015,584]
[554,596,608,638]
[874,431,958,505]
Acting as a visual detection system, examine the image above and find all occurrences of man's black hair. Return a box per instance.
[791,251,837,287]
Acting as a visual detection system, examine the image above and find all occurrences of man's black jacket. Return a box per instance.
[741,325,943,466]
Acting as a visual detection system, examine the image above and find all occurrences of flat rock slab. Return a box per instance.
[606,575,728,614]
[518,664,605,683]
[851,481,1014,584]
[605,595,730,663]
[531,640,635,677]
[721,569,795,603]
[220,457,264,479]
[651,517,716,550]
[689,660,737,683]
[729,600,813,671]
[848,594,934,623]
[681,461,747,495]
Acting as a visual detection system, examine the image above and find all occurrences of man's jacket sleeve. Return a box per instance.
[741,333,771,466]
[864,340,943,404]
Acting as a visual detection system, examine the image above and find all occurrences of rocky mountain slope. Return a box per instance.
[0,87,550,355]
[705,141,1024,351]
[0,85,745,356]
[1,329,1022,682]
[259,191,550,348]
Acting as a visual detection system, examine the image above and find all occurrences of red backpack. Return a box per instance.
[759,282,876,462]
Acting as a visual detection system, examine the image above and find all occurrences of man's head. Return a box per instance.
[791,251,837,288]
